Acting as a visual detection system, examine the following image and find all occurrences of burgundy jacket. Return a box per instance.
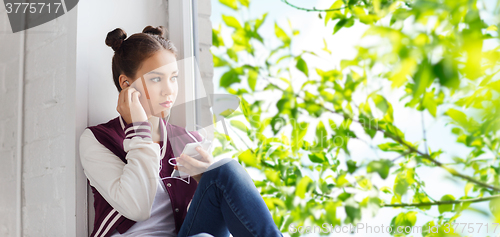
[86,116,200,237]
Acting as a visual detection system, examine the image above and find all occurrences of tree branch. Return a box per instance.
[256,76,500,192]
[294,94,500,192]
[421,111,429,156]
[383,195,500,207]
[227,122,253,151]
[280,0,347,12]
[414,172,436,202]
[391,150,412,162]
[314,191,500,208]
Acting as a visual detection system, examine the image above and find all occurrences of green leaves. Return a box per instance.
[378,121,406,141]
[212,0,500,233]
[263,197,285,210]
[237,0,249,8]
[324,201,342,226]
[230,120,248,132]
[324,0,344,25]
[212,27,225,47]
[291,121,308,154]
[213,54,228,67]
[275,23,291,46]
[333,17,354,34]
[412,193,431,210]
[371,95,388,115]
[389,58,416,89]
[393,169,415,196]
[489,198,500,221]
[322,38,332,54]
[219,0,238,10]
[316,68,342,83]
[220,68,242,88]
[344,205,362,224]
[378,142,406,152]
[390,9,411,25]
[347,160,357,174]
[438,194,455,214]
[434,57,460,90]
[352,6,378,24]
[295,176,313,199]
[315,121,327,147]
[247,68,258,91]
[255,13,268,31]
[462,11,485,80]
[370,94,394,122]
[238,149,259,168]
[390,211,417,235]
[226,48,238,62]
[295,57,308,76]
[220,12,263,54]
[360,196,382,216]
[422,91,437,117]
[412,58,433,99]
[308,153,326,163]
[445,108,476,132]
[222,15,242,30]
[367,159,393,179]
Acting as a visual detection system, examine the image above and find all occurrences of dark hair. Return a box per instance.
[105,26,178,93]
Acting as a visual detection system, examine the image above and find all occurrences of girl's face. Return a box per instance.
[128,49,179,118]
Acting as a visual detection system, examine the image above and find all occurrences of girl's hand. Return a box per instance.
[175,146,214,182]
[117,86,148,125]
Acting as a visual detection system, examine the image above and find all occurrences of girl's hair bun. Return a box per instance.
[105,28,127,52]
[142,26,166,38]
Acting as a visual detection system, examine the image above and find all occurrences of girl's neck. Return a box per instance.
[148,116,161,143]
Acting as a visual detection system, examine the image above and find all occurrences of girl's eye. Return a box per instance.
[171,76,178,82]
[150,77,161,82]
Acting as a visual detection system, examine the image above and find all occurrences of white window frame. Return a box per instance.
[168,0,198,131]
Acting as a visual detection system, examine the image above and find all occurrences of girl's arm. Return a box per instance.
[79,122,160,222]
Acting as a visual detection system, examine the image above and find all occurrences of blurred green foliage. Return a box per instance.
[211,0,500,236]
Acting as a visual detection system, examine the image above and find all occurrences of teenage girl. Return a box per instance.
[79,25,283,237]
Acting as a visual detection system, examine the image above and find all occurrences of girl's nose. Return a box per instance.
[161,84,173,96]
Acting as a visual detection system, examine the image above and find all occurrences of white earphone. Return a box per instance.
[167,125,211,167]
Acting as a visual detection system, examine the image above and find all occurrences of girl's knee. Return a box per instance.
[218,159,253,184]
[204,158,252,185]
[218,159,244,174]
[207,158,243,174]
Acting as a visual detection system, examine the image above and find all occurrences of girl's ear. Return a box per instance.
[119,75,130,89]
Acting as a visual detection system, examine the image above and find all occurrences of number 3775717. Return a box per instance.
[442,223,500,234]
[5,3,62,14]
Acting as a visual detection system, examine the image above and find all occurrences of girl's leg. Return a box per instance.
[178,158,283,237]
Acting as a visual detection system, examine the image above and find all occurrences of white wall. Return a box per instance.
[0,3,78,237]
[0,5,24,236]
[0,0,213,236]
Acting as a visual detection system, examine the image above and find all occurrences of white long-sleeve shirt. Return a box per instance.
[110,182,175,236]
[79,120,176,236]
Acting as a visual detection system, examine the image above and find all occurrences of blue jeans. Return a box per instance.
[179,158,283,237]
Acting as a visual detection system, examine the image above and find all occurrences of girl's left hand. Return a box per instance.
[175,146,214,182]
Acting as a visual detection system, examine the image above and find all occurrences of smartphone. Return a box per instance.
[174,140,212,178]
[181,140,212,161]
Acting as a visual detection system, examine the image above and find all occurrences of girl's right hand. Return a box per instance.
[116,86,148,125]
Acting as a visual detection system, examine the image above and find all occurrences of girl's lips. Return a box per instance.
[160,101,173,108]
